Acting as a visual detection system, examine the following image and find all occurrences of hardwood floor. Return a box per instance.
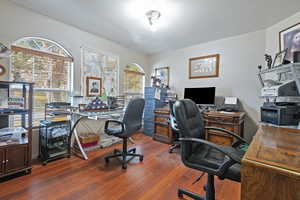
[0,134,240,200]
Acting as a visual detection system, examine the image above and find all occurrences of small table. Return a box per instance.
[70,109,124,160]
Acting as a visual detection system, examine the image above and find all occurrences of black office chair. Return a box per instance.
[169,100,180,153]
[104,98,145,169]
[173,99,249,200]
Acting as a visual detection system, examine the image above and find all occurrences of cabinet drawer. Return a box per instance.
[155,115,169,123]
[207,133,232,146]
[206,122,234,132]
[155,125,170,137]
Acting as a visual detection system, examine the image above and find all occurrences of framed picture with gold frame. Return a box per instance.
[189,54,220,79]
[86,76,102,97]
[154,66,170,87]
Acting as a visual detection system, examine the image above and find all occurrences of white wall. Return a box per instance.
[266,11,300,57]
[0,0,150,158]
[150,30,266,141]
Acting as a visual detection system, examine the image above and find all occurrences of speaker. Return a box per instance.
[293,51,300,63]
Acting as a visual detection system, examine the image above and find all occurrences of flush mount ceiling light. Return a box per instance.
[146,10,161,32]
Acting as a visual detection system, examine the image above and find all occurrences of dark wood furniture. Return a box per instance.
[203,111,245,146]
[153,107,172,144]
[0,81,33,178]
[241,125,300,200]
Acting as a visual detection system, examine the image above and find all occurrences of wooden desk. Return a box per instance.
[153,107,172,144]
[241,125,300,200]
[203,111,245,146]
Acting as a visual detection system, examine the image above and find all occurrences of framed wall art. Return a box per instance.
[189,54,220,79]
[154,66,169,87]
[273,49,288,68]
[279,22,300,61]
[86,76,102,97]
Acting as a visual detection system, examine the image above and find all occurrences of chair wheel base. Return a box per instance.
[139,156,143,162]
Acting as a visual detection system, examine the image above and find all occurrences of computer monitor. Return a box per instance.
[184,87,216,105]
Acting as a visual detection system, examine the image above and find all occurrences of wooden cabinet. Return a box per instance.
[203,111,245,146]
[0,145,29,176]
[153,107,173,144]
[5,145,29,174]
[0,149,4,176]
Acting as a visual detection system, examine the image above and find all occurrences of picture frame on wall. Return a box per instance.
[189,54,220,79]
[155,66,170,87]
[279,22,300,62]
[86,76,102,97]
[273,49,288,68]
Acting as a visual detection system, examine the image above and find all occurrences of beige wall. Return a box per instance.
[149,30,266,141]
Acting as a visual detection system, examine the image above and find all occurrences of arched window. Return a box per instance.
[10,37,73,125]
[124,64,145,100]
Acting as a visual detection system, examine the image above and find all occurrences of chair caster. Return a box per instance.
[139,156,144,162]
[122,164,127,169]
[42,161,47,166]
[178,190,183,198]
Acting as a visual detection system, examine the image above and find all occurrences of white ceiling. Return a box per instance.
[9,0,300,55]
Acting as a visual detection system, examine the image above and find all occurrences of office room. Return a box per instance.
[0,0,300,199]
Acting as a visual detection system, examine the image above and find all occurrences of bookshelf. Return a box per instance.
[0,81,33,178]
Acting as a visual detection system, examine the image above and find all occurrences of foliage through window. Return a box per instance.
[10,37,73,125]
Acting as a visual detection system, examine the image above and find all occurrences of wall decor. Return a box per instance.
[86,76,102,97]
[155,66,169,87]
[273,49,288,68]
[0,64,6,76]
[189,54,220,79]
[81,47,119,97]
[279,22,300,61]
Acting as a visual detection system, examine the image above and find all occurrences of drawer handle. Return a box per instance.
[6,160,8,163]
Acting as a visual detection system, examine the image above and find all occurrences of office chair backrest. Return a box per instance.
[123,98,145,135]
[174,99,205,161]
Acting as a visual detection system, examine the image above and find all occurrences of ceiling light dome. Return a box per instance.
[146,10,161,31]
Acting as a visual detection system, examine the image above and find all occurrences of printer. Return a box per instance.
[259,63,300,126]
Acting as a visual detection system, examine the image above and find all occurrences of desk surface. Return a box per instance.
[243,125,300,175]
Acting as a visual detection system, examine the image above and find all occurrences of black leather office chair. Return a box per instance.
[104,98,145,169]
[173,99,249,200]
[169,100,180,153]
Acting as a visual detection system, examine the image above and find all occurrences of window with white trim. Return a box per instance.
[10,37,73,125]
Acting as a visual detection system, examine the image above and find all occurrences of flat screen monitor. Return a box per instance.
[184,87,216,105]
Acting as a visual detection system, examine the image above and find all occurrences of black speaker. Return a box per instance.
[294,51,300,63]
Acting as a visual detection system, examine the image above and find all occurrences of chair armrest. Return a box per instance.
[205,127,249,145]
[179,137,242,164]
[104,120,125,133]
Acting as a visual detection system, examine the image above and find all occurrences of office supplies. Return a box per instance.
[218,96,240,112]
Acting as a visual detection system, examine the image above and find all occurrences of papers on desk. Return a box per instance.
[224,97,237,105]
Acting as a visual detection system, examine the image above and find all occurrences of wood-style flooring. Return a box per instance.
[0,134,240,200]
